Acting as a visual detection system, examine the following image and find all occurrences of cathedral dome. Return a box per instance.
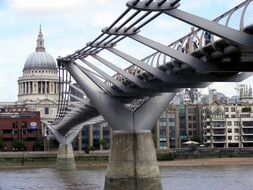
[23,52,57,71]
[23,26,57,72]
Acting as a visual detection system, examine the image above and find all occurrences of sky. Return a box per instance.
[0,0,251,101]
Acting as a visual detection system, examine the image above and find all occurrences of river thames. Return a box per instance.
[0,165,253,190]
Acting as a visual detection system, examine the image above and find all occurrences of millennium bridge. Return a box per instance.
[43,0,253,189]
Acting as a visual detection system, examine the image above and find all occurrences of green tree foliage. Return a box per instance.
[191,134,201,144]
[0,138,5,151]
[242,107,251,112]
[13,140,26,151]
[33,139,44,151]
[99,139,106,146]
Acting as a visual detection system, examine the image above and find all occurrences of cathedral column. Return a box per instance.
[42,81,45,94]
[47,82,50,94]
[30,82,33,94]
[24,82,27,94]
[49,82,52,94]
[45,81,47,94]
[22,82,25,94]
[27,82,29,94]
[23,82,25,94]
[28,81,31,94]
[33,82,37,94]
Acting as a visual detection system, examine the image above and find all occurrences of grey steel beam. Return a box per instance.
[74,62,116,95]
[64,61,133,131]
[129,34,218,72]
[69,83,85,95]
[91,55,148,88]
[133,92,177,130]
[80,59,131,93]
[107,47,171,82]
[164,9,253,49]
[158,72,252,82]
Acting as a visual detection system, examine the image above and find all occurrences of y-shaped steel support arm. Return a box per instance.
[64,61,176,132]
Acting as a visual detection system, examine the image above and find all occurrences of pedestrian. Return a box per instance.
[204,31,211,45]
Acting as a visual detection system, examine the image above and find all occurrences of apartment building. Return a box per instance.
[202,101,253,147]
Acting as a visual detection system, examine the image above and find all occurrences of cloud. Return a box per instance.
[9,0,93,13]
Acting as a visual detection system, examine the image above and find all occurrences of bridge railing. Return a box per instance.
[104,0,253,86]
[142,0,253,68]
[53,64,71,125]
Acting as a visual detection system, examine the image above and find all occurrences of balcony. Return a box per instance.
[242,132,253,136]
[242,121,253,128]
[204,140,211,143]
[242,125,253,129]
[1,134,12,138]
[213,138,226,143]
[242,138,253,143]
[213,133,226,136]
[204,133,211,136]
[212,125,226,129]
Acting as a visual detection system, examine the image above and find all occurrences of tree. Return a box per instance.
[242,107,251,112]
[13,140,26,151]
[191,134,201,144]
[0,139,5,151]
[33,139,44,151]
[99,139,106,146]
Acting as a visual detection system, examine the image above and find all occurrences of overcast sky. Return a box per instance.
[0,0,251,101]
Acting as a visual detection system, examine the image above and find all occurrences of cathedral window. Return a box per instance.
[45,107,49,115]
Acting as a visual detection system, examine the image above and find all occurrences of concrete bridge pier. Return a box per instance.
[56,143,76,170]
[105,131,162,190]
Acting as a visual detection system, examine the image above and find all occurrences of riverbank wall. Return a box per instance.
[0,148,253,168]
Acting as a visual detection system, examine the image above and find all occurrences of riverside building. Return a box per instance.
[0,111,41,151]
[202,101,253,147]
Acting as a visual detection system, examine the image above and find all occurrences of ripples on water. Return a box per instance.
[0,165,253,190]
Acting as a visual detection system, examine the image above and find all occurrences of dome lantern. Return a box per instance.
[36,25,45,52]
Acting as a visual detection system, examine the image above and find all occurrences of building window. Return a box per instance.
[234,128,239,133]
[225,114,229,118]
[240,114,250,118]
[212,108,224,120]
[227,121,232,126]
[228,128,232,133]
[231,114,236,118]
[45,107,49,115]
[228,136,232,140]
[231,107,236,112]
[235,136,239,140]
[234,121,239,126]
[225,107,229,112]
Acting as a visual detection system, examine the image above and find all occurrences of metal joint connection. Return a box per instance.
[58,60,71,68]
[102,27,140,35]
[126,0,180,11]
[86,41,115,48]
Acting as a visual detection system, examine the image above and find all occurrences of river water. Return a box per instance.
[0,165,253,190]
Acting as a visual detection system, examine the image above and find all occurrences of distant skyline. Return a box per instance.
[0,0,251,101]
